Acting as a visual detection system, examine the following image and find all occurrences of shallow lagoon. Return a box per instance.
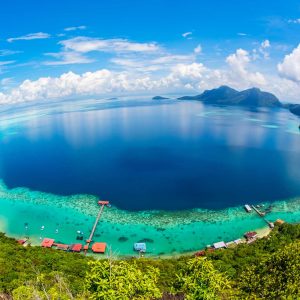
[1,181,300,256]
[0,98,299,256]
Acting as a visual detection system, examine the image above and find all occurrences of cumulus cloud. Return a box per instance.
[7,32,51,43]
[64,25,87,31]
[226,48,266,86]
[0,62,211,104]
[278,44,300,82]
[2,57,300,104]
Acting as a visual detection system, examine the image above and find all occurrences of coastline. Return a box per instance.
[0,180,299,257]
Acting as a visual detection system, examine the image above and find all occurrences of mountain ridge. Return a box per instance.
[178,86,282,108]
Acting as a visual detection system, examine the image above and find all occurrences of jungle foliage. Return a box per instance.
[0,223,300,299]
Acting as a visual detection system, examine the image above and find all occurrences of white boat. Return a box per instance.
[244,204,252,212]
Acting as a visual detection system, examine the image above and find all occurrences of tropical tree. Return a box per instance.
[84,260,162,299]
[11,272,86,300]
[175,257,232,300]
[238,241,300,299]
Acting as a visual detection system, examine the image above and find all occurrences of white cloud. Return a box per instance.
[257,39,271,59]
[45,36,161,65]
[237,33,248,36]
[194,44,202,54]
[60,37,160,53]
[261,40,270,49]
[0,60,15,74]
[111,54,195,70]
[0,49,21,56]
[2,57,300,104]
[0,61,15,66]
[44,51,94,65]
[288,18,300,24]
[226,48,266,86]
[166,63,207,85]
[278,44,300,82]
[0,78,13,85]
[182,32,192,38]
[0,77,14,91]
[4,36,300,104]
[0,64,205,104]
[226,49,250,74]
[7,32,51,43]
[0,58,267,105]
[64,25,87,31]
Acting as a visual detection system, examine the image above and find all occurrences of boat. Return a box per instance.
[244,204,252,212]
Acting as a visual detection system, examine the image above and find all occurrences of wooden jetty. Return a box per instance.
[251,205,265,217]
[84,200,110,255]
[251,205,274,228]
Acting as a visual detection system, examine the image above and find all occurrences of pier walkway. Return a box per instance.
[251,205,274,228]
[84,201,110,254]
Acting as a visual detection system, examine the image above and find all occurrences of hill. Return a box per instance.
[289,104,300,116]
[152,96,170,100]
[178,86,282,107]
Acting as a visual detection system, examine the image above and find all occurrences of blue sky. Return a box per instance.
[1,0,300,103]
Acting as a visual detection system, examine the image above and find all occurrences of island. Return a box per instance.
[152,96,170,100]
[289,104,300,117]
[178,85,282,108]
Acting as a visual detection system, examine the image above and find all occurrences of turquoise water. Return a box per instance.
[1,180,300,257]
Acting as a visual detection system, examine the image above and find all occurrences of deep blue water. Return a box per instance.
[0,98,300,211]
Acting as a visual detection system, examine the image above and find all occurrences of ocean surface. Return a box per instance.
[0,98,299,256]
[0,98,300,210]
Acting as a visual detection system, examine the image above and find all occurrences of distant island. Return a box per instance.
[152,96,169,100]
[289,104,300,117]
[178,86,282,108]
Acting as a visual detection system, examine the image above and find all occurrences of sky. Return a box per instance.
[1,0,300,104]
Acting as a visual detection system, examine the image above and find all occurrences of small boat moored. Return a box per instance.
[244,204,252,212]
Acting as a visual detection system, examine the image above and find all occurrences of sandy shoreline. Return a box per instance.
[0,224,273,260]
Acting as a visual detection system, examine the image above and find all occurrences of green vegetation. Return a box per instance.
[85,260,161,299]
[1,223,300,299]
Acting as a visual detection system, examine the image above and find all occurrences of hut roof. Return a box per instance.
[41,238,54,248]
[71,244,83,252]
[55,244,69,251]
[98,201,110,205]
[134,243,146,252]
[92,242,107,253]
[275,219,285,225]
[244,231,257,239]
[213,241,226,249]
